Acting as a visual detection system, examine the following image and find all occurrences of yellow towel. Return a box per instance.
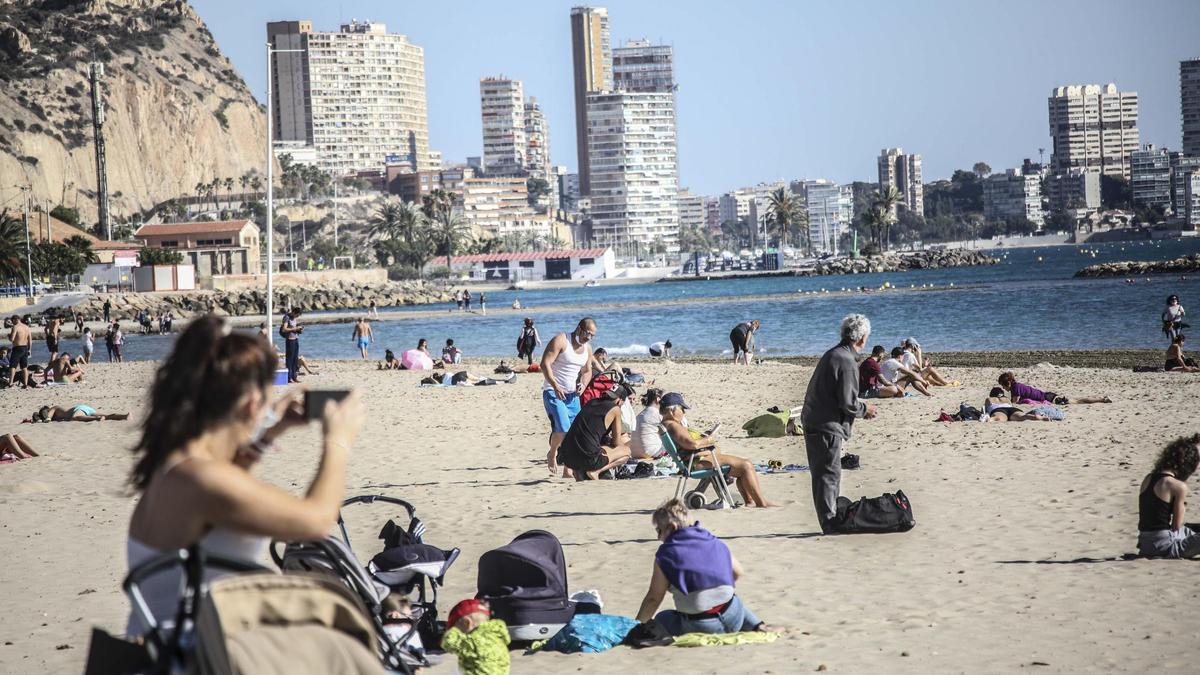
[672,631,780,648]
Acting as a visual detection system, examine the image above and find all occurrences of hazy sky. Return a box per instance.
[193,0,1199,194]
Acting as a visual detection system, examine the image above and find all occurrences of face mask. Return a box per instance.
[249,396,278,444]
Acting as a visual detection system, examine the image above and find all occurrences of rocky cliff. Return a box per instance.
[0,0,266,224]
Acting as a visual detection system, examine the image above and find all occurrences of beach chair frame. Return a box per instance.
[660,432,738,509]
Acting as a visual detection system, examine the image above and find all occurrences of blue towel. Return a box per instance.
[540,614,640,654]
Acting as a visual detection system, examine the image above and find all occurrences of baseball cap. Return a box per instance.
[661,392,690,410]
[446,598,490,629]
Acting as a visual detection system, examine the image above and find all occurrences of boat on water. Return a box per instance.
[584,280,600,287]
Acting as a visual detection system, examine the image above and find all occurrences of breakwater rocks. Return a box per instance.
[810,249,998,275]
[1074,254,1200,278]
[63,281,451,321]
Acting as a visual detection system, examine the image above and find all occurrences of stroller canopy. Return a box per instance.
[477,530,567,603]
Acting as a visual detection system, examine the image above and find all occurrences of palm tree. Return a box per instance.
[250,175,262,194]
[193,181,207,212]
[62,235,99,264]
[434,212,468,274]
[765,188,799,249]
[0,210,28,281]
[871,186,904,250]
[223,177,235,210]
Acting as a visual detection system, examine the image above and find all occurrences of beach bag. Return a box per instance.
[581,371,622,405]
[957,403,982,421]
[741,411,789,438]
[834,490,915,534]
[621,368,646,385]
[620,399,637,432]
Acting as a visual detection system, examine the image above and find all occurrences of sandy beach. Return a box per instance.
[2,357,1200,673]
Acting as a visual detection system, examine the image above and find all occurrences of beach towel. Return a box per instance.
[741,412,789,438]
[671,631,780,648]
[1028,404,1066,420]
[535,614,639,654]
[401,349,434,370]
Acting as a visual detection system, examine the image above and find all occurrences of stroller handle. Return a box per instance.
[340,494,417,517]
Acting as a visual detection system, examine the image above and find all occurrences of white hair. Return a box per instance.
[840,314,871,344]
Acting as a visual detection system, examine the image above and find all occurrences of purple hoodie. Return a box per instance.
[655,524,735,614]
[1010,381,1050,403]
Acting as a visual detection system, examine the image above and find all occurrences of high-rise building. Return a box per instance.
[1182,58,1200,158]
[718,190,754,227]
[1048,83,1139,179]
[586,91,678,245]
[558,171,581,211]
[524,97,556,209]
[803,180,852,255]
[613,39,674,93]
[747,181,788,245]
[267,20,432,175]
[677,189,705,231]
[1044,171,1101,214]
[703,197,721,231]
[479,77,526,177]
[570,6,611,195]
[1130,144,1173,213]
[461,176,551,238]
[1171,154,1200,225]
[877,148,924,216]
[983,169,1044,225]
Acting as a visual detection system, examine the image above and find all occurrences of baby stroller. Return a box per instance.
[477,530,573,643]
[272,494,459,673]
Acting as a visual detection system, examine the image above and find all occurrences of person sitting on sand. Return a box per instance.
[880,347,931,396]
[649,340,672,359]
[661,392,776,507]
[858,346,905,398]
[1137,433,1200,558]
[590,347,613,377]
[443,339,462,365]
[900,338,951,386]
[0,433,39,461]
[1165,334,1199,372]
[635,498,774,636]
[556,383,634,480]
[630,388,667,460]
[44,352,85,384]
[24,404,129,423]
[983,387,1050,422]
[378,349,401,370]
[997,372,1111,404]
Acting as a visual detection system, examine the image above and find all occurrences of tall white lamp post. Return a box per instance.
[265,42,305,341]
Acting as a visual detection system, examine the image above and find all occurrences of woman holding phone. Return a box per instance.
[125,314,365,636]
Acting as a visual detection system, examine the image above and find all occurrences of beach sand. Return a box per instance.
[2,358,1199,673]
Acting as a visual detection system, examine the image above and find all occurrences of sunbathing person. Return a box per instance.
[858,346,905,398]
[998,372,1111,404]
[423,370,515,386]
[634,498,773,636]
[298,355,320,375]
[1137,433,1200,558]
[24,404,129,423]
[900,338,951,386]
[556,383,634,480]
[983,387,1051,422]
[661,392,777,507]
[880,347,931,396]
[1165,334,1199,372]
[0,433,38,460]
[44,352,85,384]
[378,349,401,370]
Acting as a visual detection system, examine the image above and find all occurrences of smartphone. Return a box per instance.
[304,390,350,420]
[705,423,722,437]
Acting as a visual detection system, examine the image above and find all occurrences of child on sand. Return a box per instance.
[1137,433,1200,558]
[440,598,510,675]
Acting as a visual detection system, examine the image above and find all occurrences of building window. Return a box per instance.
[578,257,595,265]
[519,261,535,268]
[160,240,178,248]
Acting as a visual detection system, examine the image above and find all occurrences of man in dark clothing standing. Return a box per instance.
[280,307,303,383]
[800,314,877,533]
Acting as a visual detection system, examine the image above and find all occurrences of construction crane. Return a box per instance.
[89,62,111,240]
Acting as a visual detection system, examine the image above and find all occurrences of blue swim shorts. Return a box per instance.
[542,390,581,434]
[357,337,369,349]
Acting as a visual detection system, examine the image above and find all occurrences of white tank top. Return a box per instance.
[543,332,590,394]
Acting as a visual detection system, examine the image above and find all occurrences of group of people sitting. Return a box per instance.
[378,338,463,371]
[857,337,953,399]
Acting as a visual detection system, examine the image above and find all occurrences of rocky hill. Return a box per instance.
[0,0,266,226]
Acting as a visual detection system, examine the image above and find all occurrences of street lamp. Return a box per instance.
[265,43,306,342]
[19,186,32,298]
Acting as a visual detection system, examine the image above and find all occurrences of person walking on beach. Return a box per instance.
[730,320,760,365]
[73,311,84,334]
[111,322,125,362]
[82,327,94,364]
[104,323,116,362]
[518,318,541,366]
[479,292,487,316]
[540,318,599,477]
[464,289,473,312]
[800,314,877,534]
[280,308,303,383]
[1163,294,1187,342]
[352,317,373,359]
[455,289,464,312]
[45,316,61,362]
[368,299,379,319]
[8,315,31,388]
[102,299,111,323]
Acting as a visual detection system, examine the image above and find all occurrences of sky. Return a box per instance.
[192,0,1200,195]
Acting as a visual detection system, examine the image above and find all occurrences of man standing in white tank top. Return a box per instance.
[540,318,600,476]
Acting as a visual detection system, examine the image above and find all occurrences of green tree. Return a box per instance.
[526,177,551,208]
[50,205,80,227]
[0,210,29,281]
[870,186,904,249]
[138,247,184,265]
[765,187,799,250]
[62,235,98,263]
[433,212,468,274]
[972,162,992,179]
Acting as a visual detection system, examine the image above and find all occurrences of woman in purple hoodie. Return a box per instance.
[998,372,1111,405]
[634,499,773,636]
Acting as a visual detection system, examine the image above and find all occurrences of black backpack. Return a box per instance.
[834,490,915,534]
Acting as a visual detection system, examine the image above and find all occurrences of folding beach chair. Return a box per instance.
[660,432,739,510]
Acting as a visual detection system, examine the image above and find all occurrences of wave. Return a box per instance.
[604,343,650,356]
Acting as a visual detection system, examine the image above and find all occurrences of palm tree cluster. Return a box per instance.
[764,187,810,253]
[0,211,99,284]
[192,170,265,214]
[858,186,904,253]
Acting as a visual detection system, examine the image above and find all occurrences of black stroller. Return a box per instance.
[272,494,459,673]
[476,530,574,643]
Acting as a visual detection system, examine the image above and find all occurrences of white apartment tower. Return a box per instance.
[268,20,432,175]
[524,97,556,208]
[480,77,527,177]
[1048,83,1139,180]
[803,180,852,255]
[586,91,679,245]
[877,148,924,215]
[983,169,1044,225]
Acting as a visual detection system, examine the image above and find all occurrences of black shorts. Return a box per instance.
[10,345,29,369]
[46,337,58,352]
[730,328,750,354]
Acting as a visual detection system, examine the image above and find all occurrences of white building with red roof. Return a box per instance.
[134,220,261,277]
[428,247,614,282]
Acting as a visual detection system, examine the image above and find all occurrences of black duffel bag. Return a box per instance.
[834,490,915,533]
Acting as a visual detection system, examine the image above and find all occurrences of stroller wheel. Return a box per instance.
[684,491,707,510]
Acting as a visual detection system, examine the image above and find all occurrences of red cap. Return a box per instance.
[446,598,490,629]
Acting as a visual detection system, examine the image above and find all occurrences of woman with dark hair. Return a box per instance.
[517,318,541,366]
[124,314,364,636]
[983,387,1051,422]
[1162,294,1187,342]
[1165,334,1199,372]
[631,388,666,460]
[1137,434,1200,558]
[997,371,1110,404]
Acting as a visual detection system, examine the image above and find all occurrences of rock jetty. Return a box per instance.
[62,280,450,321]
[807,249,998,276]
[1074,254,1200,278]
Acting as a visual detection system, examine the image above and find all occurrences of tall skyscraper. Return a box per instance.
[1183,58,1200,158]
[479,77,526,177]
[570,6,611,195]
[586,91,678,245]
[524,97,556,208]
[803,180,853,255]
[612,39,674,93]
[1048,83,1139,179]
[267,20,431,175]
[877,148,924,216]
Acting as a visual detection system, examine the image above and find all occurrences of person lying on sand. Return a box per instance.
[556,383,634,480]
[661,392,778,507]
[422,371,515,386]
[1137,433,1200,558]
[1165,335,1199,372]
[635,498,775,635]
[0,433,38,460]
[998,372,1111,404]
[23,405,130,423]
[983,388,1050,422]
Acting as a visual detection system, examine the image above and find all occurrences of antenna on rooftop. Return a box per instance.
[89,62,111,240]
